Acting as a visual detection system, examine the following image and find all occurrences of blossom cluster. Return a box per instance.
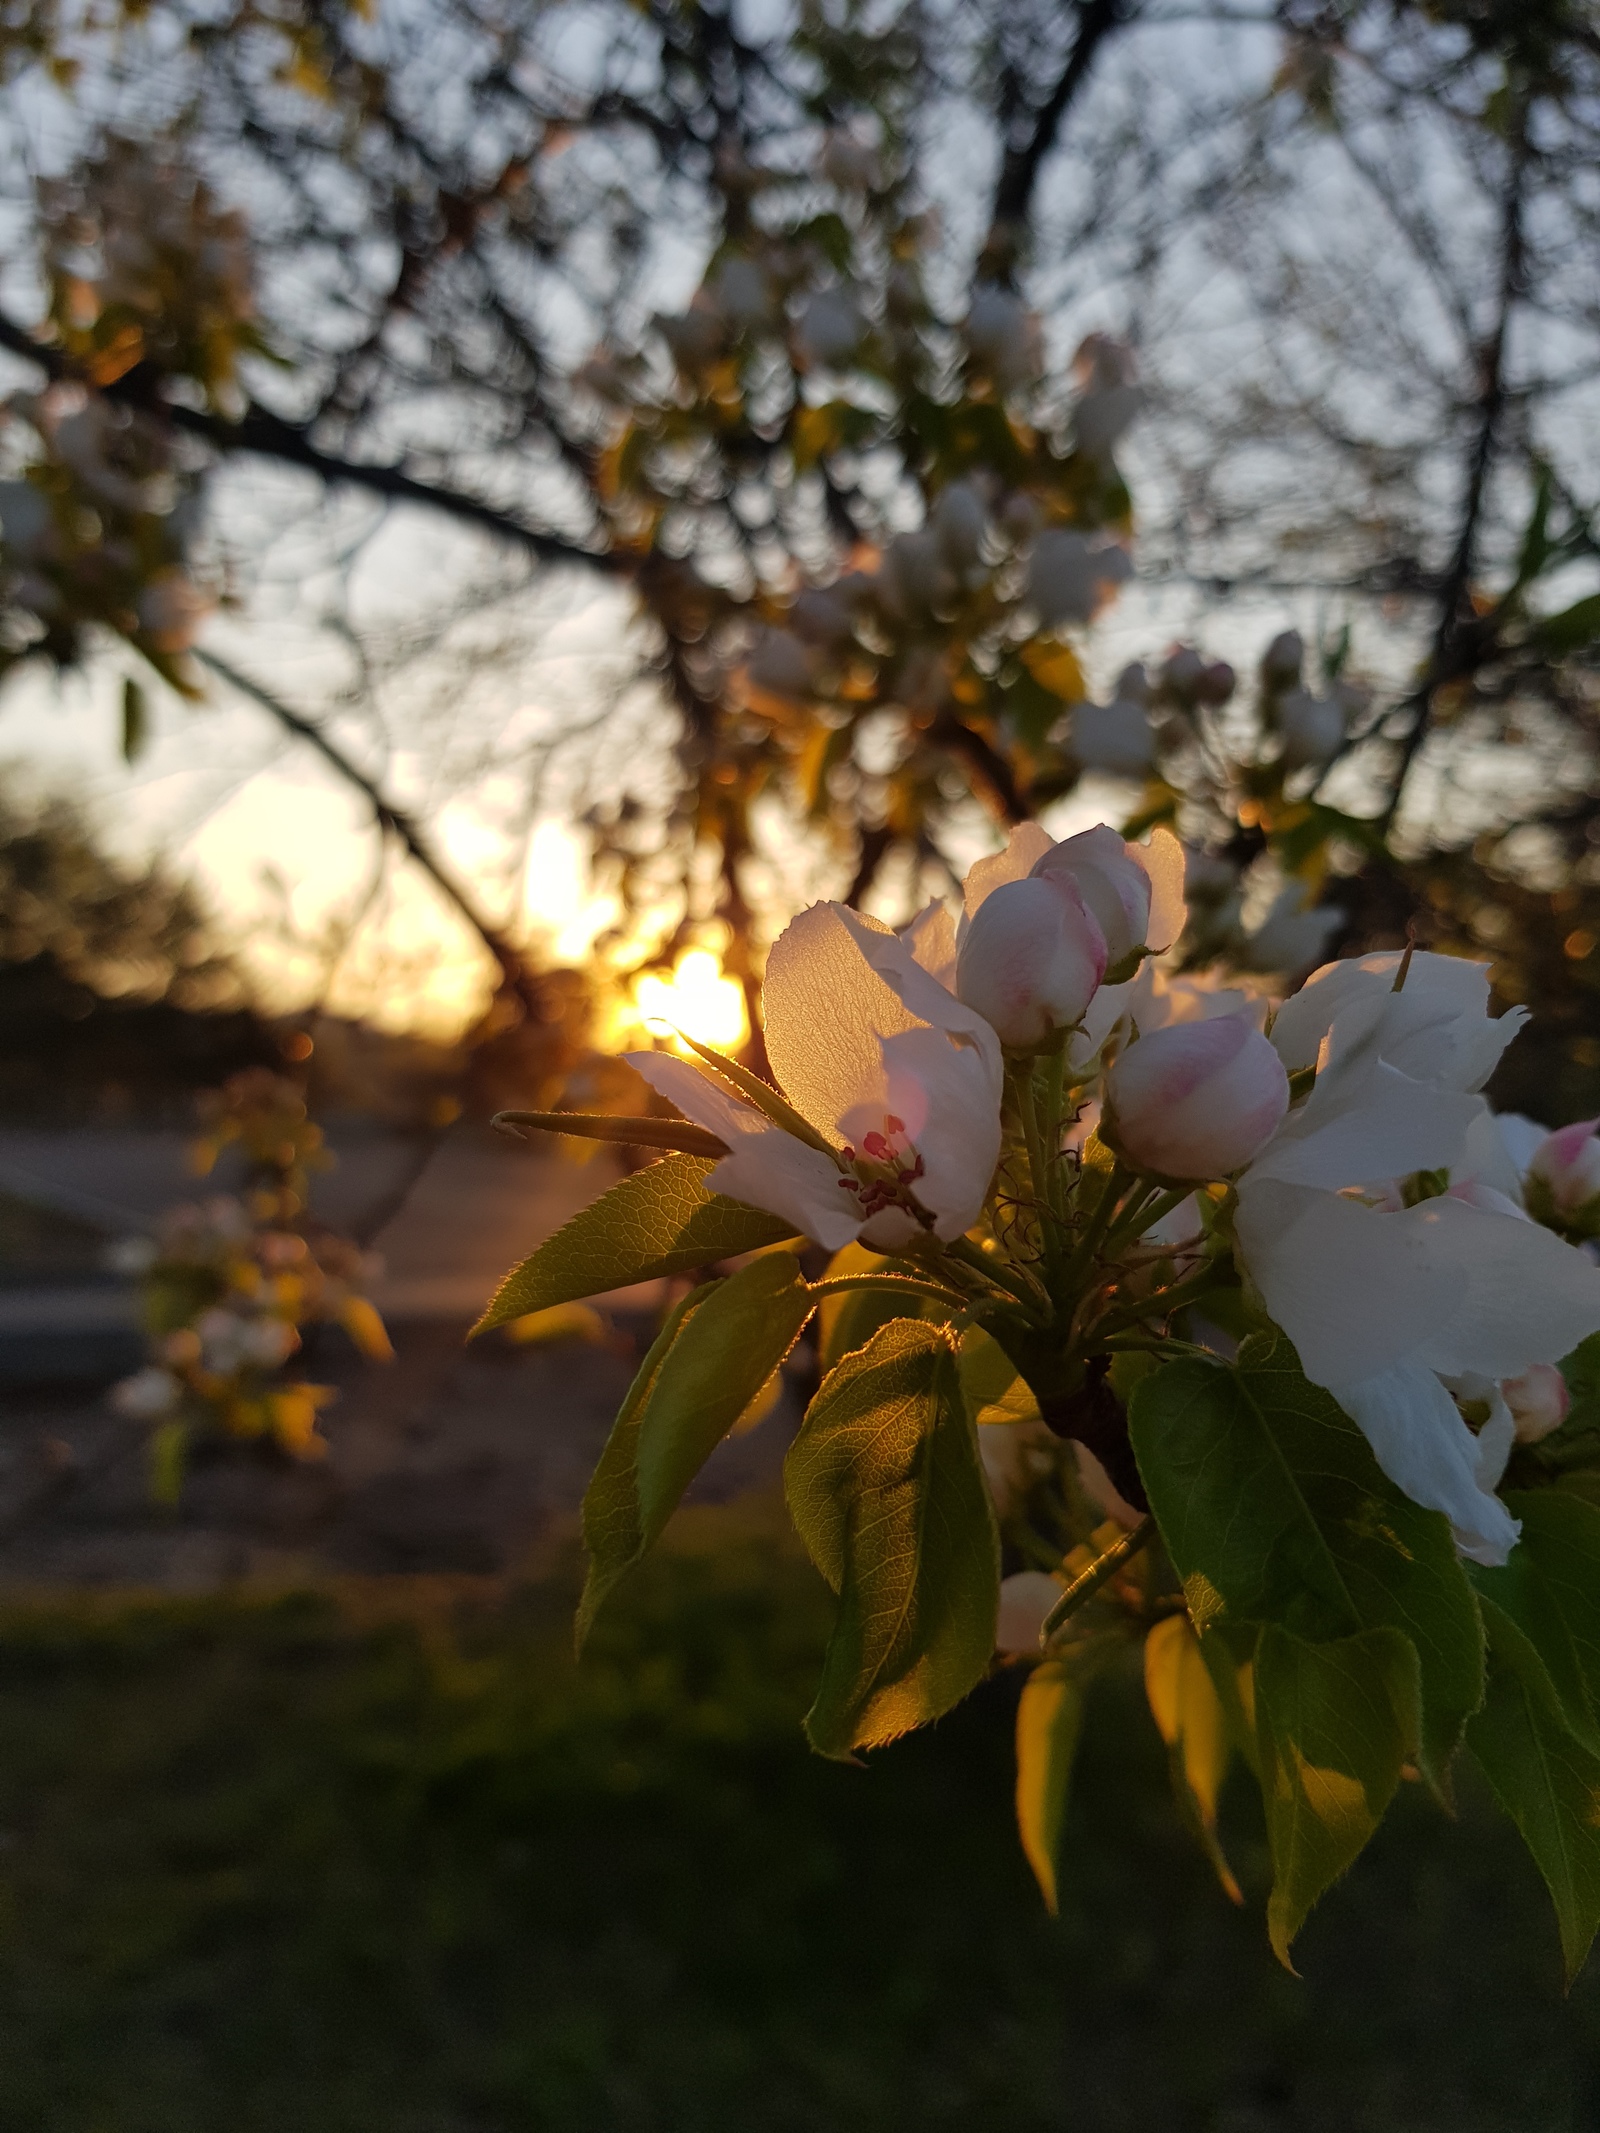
[38,133,263,409]
[111,1069,391,1493]
[626,821,1600,1568]
[0,391,211,699]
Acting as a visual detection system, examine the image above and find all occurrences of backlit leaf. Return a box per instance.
[578,1253,814,1645]
[1015,1643,1117,1913]
[1145,1612,1242,1903]
[473,1154,798,1334]
[1255,1624,1420,1968]
[1129,1355,1357,1641]
[786,1320,999,1756]
[1132,1335,1483,1786]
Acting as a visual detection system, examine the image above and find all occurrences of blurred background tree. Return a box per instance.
[0,0,1596,1105]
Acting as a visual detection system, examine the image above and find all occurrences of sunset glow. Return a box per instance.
[632,948,750,1053]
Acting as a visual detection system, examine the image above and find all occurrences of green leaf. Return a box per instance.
[473,1154,799,1334]
[577,1253,814,1646]
[1533,592,1600,659]
[1015,1642,1117,1914]
[1255,1625,1421,1968]
[1470,1493,1600,1756]
[786,1320,999,1757]
[816,1243,941,1372]
[1468,1597,1600,1983]
[958,1325,1040,1427]
[1270,801,1387,876]
[1144,1613,1244,1904]
[121,677,148,764]
[1129,1355,1358,1642]
[1237,1333,1484,1786]
[674,1035,835,1154]
[1559,1329,1600,1434]
[1130,1336,1484,1786]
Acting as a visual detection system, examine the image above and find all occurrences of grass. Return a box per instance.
[0,1501,1593,2131]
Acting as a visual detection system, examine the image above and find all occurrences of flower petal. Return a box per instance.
[624,1050,767,1145]
[705,1137,863,1252]
[627,1049,860,1248]
[1269,951,1525,1091]
[1339,1363,1521,1566]
[764,901,1002,1142]
[961,823,1055,920]
[1407,1194,1600,1383]
[1247,1058,1482,1191]
[1234,1178,1459,1388]
[1141,825,1188,953]
[901,900,958,989]
[867,1025,1003,1240]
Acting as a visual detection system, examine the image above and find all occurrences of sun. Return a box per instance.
[632,947,750,1053]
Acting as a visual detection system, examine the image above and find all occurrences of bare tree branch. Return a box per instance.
[984,0,1130,269]
[1383,95,1532,826]
[0,313,621,580]
[195,649,548,1021]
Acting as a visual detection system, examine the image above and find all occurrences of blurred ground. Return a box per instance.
[0,1128,794,1588]
[1,1132,1597,2131]
[0,1513,1594,2133]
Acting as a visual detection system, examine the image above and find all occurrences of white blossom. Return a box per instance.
[628,903,1002,1251]
[1235,954,1600,1561]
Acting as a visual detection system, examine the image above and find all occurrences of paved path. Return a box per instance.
[0,1126,770,1589]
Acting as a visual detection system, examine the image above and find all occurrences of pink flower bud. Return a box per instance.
[1261,629,1304,684]
[1108,1014,1289,1179]
[1502,1364,1570,1445]
[1032,824,1152,965]
[955,875,1107,1049]
[1527,1118,1600,1215]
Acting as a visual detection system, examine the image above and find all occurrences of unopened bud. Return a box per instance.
[1068,700,1156,777]
[1025,529,1131,628]
[956,875,1107,1049]
[1032,825,1152,966]
[1502,1364,1570,1445]
[1196,660,1235,706]
[1528,1118,1600,1216]
[1107,1015,1289,1179]
[1261,629,1304,684]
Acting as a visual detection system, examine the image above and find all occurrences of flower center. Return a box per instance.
[837,1114,933,1226]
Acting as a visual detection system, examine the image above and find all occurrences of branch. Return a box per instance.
[929,713,1026,824]
[1383,100,1531,828]
[984,0,1130,268]
[195,649,548,1021]
[0,311,621,579]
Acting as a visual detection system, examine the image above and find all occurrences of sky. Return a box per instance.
[4,1,1587,1040]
